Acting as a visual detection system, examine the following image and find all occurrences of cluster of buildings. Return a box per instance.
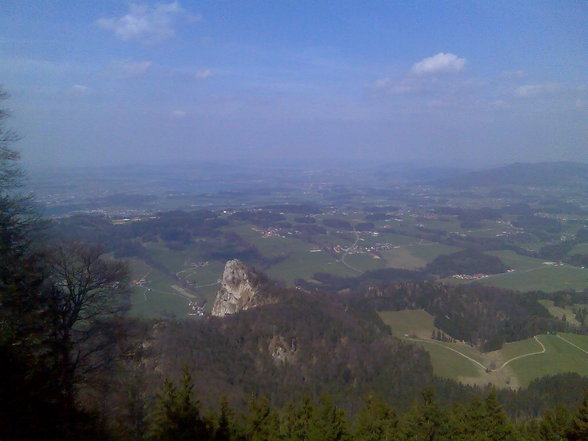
[187,301,206,317]
[131,278,149,287]
[451,274,489,280]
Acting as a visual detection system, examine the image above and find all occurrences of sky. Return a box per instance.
[1,0,587,169]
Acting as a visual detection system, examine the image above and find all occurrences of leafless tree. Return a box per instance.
[47,241,130,398]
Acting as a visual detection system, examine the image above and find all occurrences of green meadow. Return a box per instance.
[379,309,588,388]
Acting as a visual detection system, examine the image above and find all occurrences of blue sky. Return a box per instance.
[1,0,586,168]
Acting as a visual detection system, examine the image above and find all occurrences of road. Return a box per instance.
[406,335,550,373]
[557,334,588,355]
[340,229,362,273]
[495,336,546,371]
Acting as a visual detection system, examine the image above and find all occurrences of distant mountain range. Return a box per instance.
[435,162,588,188]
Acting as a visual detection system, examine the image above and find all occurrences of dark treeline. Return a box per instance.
[424,249,510,277]
[122,371,588,441]
[350,281,569,351]
[299,272,578,352]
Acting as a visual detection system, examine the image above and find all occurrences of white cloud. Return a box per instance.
[196,69,213,79]
[110,60,153,78]
[69,84,91,96]
[411,52,466,75]
[514,83,563,98]
[97,1,200,43]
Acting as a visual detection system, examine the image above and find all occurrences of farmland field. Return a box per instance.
[380,242,459,270]
[539,300,581,325]
[485,250,545,271]
[476,265,588,292]
[507,334,588,387]
[379,309,588,388]
[128,258,191,317]
[266,250,354,285]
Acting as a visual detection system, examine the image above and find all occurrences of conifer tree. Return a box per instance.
[402,389,447,441]
[148,370,209,441]
[213,397,237,441]
[307,394,349,441]
[281,396,314,441]
[453,398,486,441]
[568,389,588,441]
[539,405,572,441]
[353,395,399,441]
[482,390,512,440]
[245,395,280,441]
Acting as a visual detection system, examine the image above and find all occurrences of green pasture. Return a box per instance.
[569,242,588,256]
[418,218,463,232]
[128,258,190,317]
[141,241,205,273]
[378,310,485,380]
[380,242,459,270]
[476,264,588,292]
[508,334,588,387]
[488,337,543,367]
[466,221,521,238]
[379,309,588,388]
[417,341,483,379]
[359,232,417,247]
[378,310,439,338]
[266,250,355,286]
[224,225,297,259]
[559,333,588,352]
[485,250,545,271]
[175,260,224,285]
[539,300,581,326]
[344,253,387,273]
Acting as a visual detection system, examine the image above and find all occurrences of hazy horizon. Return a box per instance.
[2,1,587,170]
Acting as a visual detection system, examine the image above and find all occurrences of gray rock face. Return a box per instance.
[211,260,263,317]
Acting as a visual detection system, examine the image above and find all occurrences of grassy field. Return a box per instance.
[569,243,588,256]
[485,250,545,271]
[476,264,588,292]
[508,334,588,387]
[539,300,581,325]
[559,333,588,351]
[417,341,483,380]
[359,232,417,247]
[128,258,190,317]
[379,309,440,339]
[266,250,355,285]
[418,218,463,232]
[465,221,520,238]
[127,241,225,316]
[344,252,387,273]
[378,309,588,388]
[380,242,459,270]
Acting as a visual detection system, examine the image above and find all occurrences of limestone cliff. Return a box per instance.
[211,259,273,317]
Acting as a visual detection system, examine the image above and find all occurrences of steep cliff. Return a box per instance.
[211,259,274,317]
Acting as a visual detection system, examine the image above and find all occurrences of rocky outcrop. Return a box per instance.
[211,259,273,317]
